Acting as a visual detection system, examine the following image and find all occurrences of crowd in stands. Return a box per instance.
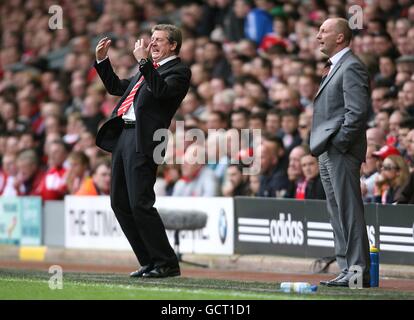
[1,0,414,204]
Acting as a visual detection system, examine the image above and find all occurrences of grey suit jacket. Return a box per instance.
[310,50,370,162]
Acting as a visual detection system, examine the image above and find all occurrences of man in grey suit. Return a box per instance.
[310,18,371,288]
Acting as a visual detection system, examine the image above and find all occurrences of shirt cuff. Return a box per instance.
[96,56,108,64]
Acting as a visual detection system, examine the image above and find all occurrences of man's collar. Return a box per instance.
[156,55,178,66]
[330,47,350,66]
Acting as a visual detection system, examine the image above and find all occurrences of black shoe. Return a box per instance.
[320,273,347,286]
[130,264,154,278]
[142,265,181,278]
[327,277,371,288]
[327,278,349,287]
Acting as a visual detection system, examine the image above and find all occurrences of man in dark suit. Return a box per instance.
[310,18,371,288]
[94,24,191,278]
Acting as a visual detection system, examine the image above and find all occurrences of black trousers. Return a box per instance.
[110,127,177,267]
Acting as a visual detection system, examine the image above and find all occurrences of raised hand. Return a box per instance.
[96,37,111,61]
[133,38,153,62]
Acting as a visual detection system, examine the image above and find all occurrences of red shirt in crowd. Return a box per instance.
[16,171,45,197]
[39,166,68,200]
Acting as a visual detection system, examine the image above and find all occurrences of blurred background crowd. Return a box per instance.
[1,0,414,204]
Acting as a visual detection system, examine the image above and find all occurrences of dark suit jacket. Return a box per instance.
[305,175,326,200]
[310,50,370,162]
[94,57,191,157]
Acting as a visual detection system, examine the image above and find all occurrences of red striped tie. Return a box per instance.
[117,62,160,116]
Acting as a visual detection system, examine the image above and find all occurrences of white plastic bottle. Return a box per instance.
[280,282,318,293]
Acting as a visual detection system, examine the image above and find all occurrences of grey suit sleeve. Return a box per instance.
[331,61,369,153]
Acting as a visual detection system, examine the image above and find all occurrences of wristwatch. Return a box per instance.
[139,58,149,67]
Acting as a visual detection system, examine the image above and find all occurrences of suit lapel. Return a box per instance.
[111,58,181,118]
[314,50,352,101]
[111,71,142,118]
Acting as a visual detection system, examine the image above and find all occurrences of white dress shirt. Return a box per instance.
[327,47,350,76]
[97,55,178,122]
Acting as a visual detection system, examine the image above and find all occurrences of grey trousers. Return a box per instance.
[318,145,370,280]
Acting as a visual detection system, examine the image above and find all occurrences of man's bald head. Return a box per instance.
[334,18,353,45]
[317,18,352,57]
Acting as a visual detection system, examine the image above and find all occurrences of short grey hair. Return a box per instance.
[152,24,182,54]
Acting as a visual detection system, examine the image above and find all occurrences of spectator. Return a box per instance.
[361,144,380,203]
[206,131,228,184]
[298,112,311,145]
[279,108,302,156]
[248,111,266,131]
[366,127,386,148]
[14,149,44,196]
[224,0,252,42]
[40,140,68,200]
[162,163,182,196]
[172,144,219,197]
[298,74,318,109]
[285,145,307,199]
[265,109,281,137]
[395,171,414,204]
[231,108,251,131]
[276,87,302,111]
[371,86,389,115]
[375,55,396,84]
[256,136,288,197]
[206,110,228,130]
[388,110,404,146]
[66,151,90,195]
[203,40,232,83]
[299,154,326,200]
[180,89,205,119]
[374,108,392,135]
[401,80,414,117]
[81,95,105,135]
[221,164,250,196]
[0,152,18,196]
[398,117,414,155]
[405,128,414,171]
[75,156,111,196]
[374,155,410,204]
[244,0,273,45]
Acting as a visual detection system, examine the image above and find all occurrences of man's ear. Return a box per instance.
[336,33,345,44]
[170,41,177,52]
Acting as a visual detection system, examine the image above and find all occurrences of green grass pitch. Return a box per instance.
[0,268,413,300]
